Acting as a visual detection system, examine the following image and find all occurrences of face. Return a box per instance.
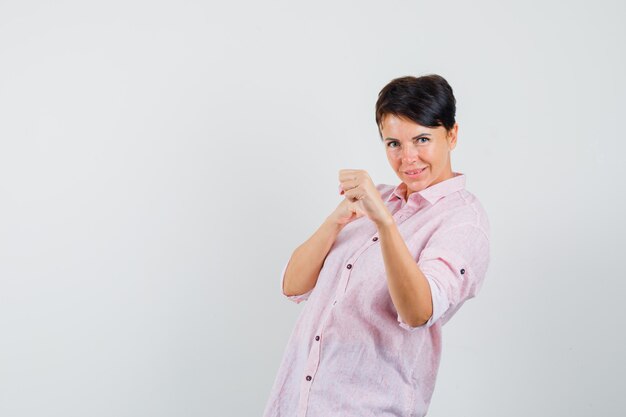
[380,114,458,200]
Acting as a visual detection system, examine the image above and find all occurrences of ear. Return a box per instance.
[448,123,459,150]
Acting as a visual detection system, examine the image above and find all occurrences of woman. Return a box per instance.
[262,74,491,417]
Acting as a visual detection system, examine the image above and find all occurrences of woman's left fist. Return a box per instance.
[338,169,392,227]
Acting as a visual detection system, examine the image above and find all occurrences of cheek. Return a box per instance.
[422,148,440,162]
[391,155,402,167]
[385,150,398,163]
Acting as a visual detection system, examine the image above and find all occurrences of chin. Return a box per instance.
[407,177,431,192]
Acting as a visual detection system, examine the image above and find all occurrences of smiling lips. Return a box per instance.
[404,167,427,176]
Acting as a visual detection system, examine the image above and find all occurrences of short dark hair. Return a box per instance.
[375,74,457,139]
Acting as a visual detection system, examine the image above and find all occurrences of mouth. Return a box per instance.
[404,167,427,177]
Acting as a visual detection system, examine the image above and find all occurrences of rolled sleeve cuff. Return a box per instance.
[396,273,450,331]
[280,258,312,303]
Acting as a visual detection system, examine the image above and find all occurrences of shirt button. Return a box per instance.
[315,335,320,341]
[306,375,312,381]
[372,236,378,241]
[346,264,352,269]
[460,268,465,275]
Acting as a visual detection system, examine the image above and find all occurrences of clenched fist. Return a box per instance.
[327,169,393,228]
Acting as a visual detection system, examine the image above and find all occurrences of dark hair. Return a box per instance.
[375,74,456,139]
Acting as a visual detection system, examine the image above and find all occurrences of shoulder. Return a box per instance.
[459,189,490,238]
[437,189,490,241]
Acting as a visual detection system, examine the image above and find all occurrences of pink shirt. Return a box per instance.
[263,172,491,417]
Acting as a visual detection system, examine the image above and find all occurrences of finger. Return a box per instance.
[339,179,358,195]
[339,169,359,181]
[349,201,365,217]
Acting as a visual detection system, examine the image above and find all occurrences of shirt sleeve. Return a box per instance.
[280,257,313,303]
[397,222,490,331]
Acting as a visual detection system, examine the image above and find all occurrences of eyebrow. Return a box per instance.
[384,133,432,141]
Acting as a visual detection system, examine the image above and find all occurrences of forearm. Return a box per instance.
[376,217,433,327]
[283,217,345,297]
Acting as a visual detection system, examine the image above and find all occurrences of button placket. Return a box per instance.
[299,326,323,409]
[339,261,355,294]
[296,237,379,416]
[297,295,341,415]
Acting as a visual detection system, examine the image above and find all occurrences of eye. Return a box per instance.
[416,137,430,144]
[386,141,398,148]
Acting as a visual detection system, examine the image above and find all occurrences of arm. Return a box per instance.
[282,217,345,297]
[376,216,433,327]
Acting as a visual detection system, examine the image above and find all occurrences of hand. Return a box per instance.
[327,169,393,227]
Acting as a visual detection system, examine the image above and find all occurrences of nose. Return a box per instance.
[401,146,420,165]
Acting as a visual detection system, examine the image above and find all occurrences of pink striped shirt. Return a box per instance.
[263,172,490,417]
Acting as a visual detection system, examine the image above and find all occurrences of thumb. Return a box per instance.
[350,201,366,218]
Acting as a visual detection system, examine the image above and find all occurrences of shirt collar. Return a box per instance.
[385,171,466,205]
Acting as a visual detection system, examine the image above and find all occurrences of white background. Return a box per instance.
[1,1,624,416]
